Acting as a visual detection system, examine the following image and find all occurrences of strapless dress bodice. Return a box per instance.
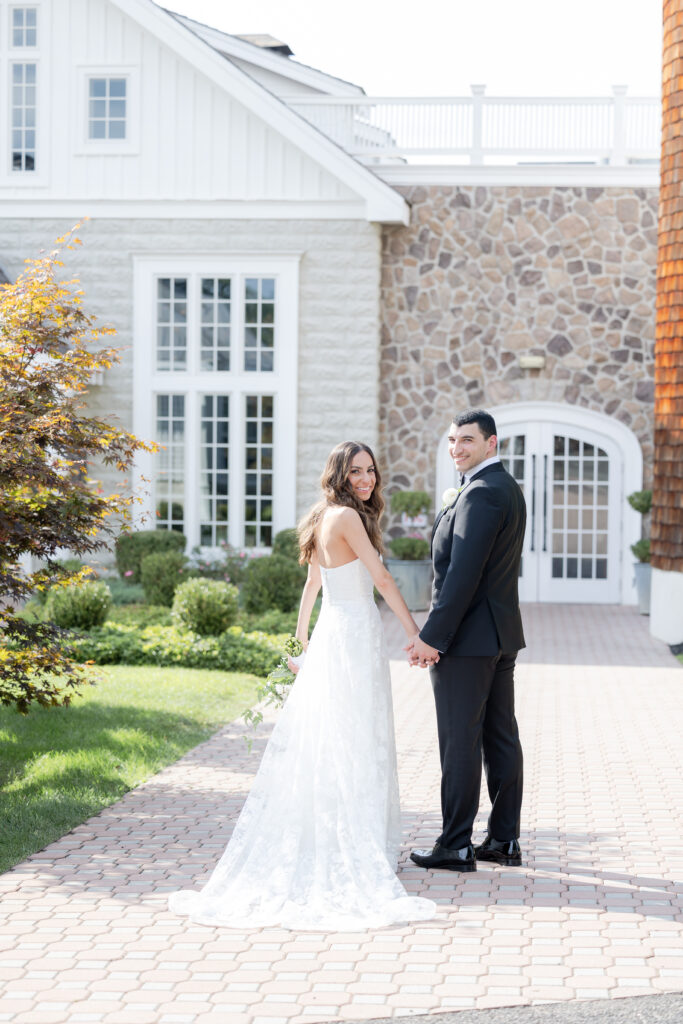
[320,558,375,605]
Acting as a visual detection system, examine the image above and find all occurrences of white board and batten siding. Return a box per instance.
[0,0,367,210]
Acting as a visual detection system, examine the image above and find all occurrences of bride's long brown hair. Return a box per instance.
[298,441,385,564]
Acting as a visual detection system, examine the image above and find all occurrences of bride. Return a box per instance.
[169,441,437,930]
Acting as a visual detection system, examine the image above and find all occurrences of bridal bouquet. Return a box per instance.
[242,635,303,745]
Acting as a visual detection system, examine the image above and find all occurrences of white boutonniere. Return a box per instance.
[442,487,458,508]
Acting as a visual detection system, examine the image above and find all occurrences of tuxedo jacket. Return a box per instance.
[419,462,526,657]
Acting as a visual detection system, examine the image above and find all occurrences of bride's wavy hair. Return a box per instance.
[298,441,385,564]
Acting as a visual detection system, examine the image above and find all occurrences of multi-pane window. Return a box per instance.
[551,436,609,580]
[200,395,230,545]
[244,395,274,547]
[200,278,231,372]
[11,62,36,171]
[499,435,525,577]
[157,278,187,371]
[498,435,525,487]
[11,7,37,46]
[155,395,185,533]
[88,77,126,140]
[244,278,275,372]
[139,262,295,550]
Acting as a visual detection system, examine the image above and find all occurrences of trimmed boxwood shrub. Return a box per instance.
[68,623,281,676]
[115,529,186,583]
[271,528,300,562]
[106,578,146,605]
[172,577,239,636]
[241,554,306,614]
[140,551,188,606]
[388,537,430,560]
[237,604,319,635]
[46,580,112,630]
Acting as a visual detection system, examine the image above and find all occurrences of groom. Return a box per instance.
[406,410,526,872]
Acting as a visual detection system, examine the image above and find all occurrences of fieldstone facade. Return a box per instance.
[379,185,658,503]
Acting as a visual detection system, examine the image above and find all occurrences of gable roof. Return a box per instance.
[110,0,409,224]
[165,10,365,96]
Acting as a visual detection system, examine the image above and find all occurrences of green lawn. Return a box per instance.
[0,665,260,874]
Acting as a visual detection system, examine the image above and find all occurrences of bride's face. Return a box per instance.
[347,450,376,502]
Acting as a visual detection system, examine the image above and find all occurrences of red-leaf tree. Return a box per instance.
[0,229,156,711]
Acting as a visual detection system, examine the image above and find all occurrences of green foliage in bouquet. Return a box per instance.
[388,536,430,560]
[242,635,303,746]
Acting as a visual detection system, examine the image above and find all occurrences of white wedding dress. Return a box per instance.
[169,557,436,930]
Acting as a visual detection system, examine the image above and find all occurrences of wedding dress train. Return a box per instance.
[168,557,437,930]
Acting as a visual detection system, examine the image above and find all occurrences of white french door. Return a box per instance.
[499,424,622,603]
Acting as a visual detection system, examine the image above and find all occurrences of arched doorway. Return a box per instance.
[435,403,643,604]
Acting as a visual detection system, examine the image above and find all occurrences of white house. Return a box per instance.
[0,0,408,553]
[0,0,667,616]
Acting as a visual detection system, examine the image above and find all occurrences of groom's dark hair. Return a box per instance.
[454,409,497,440]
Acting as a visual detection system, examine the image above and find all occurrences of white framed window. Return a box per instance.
[10,61,36,171]
[88,76,126,139]
[75,66,138,154]
[10,6,37,47]
[155,395,186,533]
[134,256,299,551]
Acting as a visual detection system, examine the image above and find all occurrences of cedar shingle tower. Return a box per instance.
[651,0,683,643]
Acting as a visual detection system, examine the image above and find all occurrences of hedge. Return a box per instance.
[68,623,282,676]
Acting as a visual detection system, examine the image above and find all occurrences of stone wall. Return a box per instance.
[379,185,658,503]
[0,217,382,521]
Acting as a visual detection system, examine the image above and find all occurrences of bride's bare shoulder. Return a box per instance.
[320,505,360,536]
[324,505,360,523]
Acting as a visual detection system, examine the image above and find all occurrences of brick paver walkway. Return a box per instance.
[1,604,682,1023]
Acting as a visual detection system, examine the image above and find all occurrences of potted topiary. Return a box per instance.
[384,490,433,612]
[627,489,652,615]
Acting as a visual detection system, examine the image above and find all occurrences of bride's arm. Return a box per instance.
[338,508,420,641]
[295,552,322,648]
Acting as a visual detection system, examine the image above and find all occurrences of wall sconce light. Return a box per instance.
[518,355,546,370]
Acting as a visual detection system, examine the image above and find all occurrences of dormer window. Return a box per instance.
[88,77,126,140]
[11,7,37,47]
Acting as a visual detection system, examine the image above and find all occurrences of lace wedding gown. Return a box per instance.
[169,557,437,930]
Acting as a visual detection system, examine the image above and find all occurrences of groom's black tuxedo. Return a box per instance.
[419,461,526,851]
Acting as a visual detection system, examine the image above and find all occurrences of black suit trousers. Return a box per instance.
[429,652,523,850]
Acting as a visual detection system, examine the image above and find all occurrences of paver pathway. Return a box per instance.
[1,604,682,1024]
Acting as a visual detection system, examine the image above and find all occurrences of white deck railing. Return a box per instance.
[285,87,660,166]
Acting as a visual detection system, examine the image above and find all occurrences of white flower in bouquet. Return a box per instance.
[442,487,459,508]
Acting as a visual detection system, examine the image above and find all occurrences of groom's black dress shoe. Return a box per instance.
[474,835,522,866]
[410,843,476,872]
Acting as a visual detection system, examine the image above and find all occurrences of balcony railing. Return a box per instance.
[285,86,660,166]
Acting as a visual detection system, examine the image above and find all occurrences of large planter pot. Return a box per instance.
[633,561,652,615]
[385,558,433,612]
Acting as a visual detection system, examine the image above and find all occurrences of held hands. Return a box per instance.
[404,634,440,669]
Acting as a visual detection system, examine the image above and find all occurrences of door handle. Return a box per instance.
[530,454,536,552]
[542,454,548,553]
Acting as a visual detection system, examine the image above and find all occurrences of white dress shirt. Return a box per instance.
[460,454,501,489]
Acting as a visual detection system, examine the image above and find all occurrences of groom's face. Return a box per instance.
[448,421,497,475]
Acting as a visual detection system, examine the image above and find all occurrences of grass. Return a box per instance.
[0,665,260,874]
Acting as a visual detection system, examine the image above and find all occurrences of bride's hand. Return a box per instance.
[287,656,300,674]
